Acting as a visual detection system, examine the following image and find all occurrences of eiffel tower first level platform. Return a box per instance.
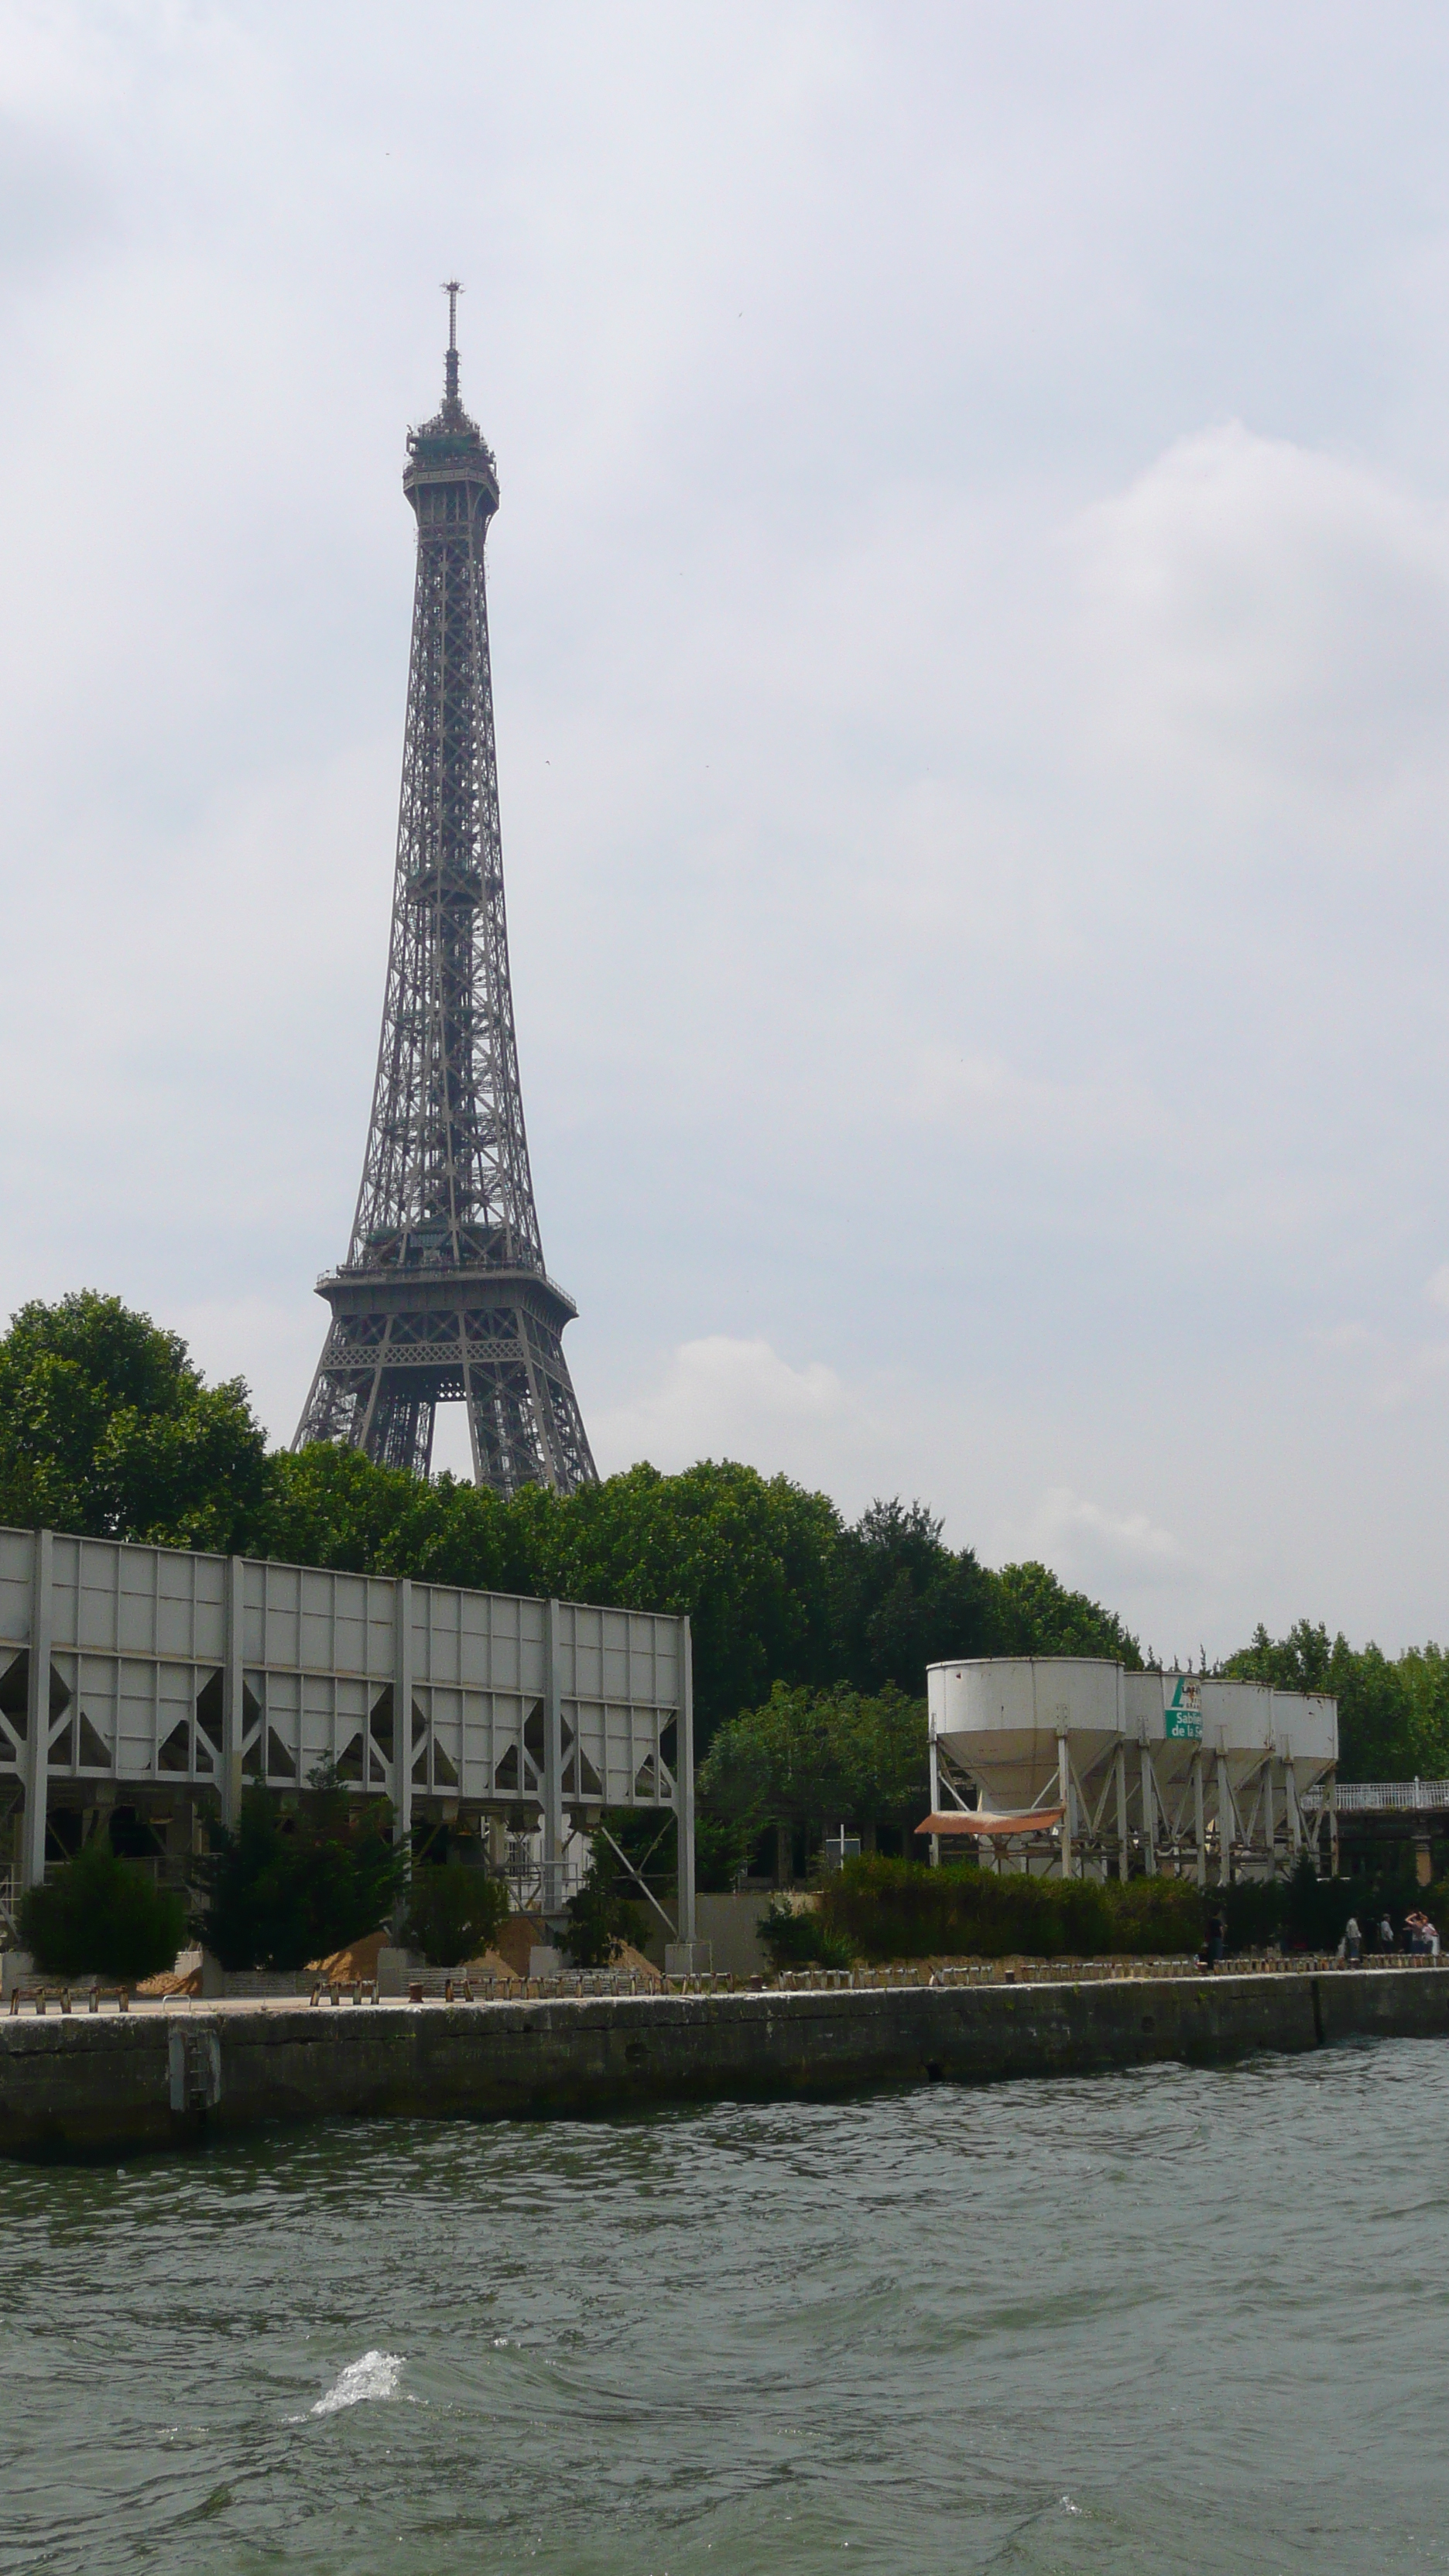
[295,285,598,1498]
[303,1260,594,1495]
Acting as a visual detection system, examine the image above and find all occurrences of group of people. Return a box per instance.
[1196,1906,1442,1969]
[1341,1910,1439,1962]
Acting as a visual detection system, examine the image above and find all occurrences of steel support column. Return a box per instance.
[22,1530,53,1889]
[927,1732,941,1869]
[394,1575,413,1859]
[676,1614,696,1947]
[1285,1758,1301,1857]
[543,1597,564,1913]
[221,1554,245,1832]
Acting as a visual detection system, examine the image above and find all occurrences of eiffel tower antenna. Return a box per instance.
[442,278,462,401]
[294,304,598,1495]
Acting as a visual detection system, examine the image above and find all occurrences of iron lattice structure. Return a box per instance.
[296,294,597,1495]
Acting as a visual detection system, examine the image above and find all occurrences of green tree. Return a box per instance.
[19,1841,187,1982]
[1396,1643,1449,1776]
[273,1450,843,1748]
[697,1680,928,1883]
[402,1862,509,1966]
[988,1561,1144,1666]
[198,1771,406,1970]
[262,1440,512,1587]
[560,1849,648,1969]
[829,1499,998,1694]
[0,1292,267,1552]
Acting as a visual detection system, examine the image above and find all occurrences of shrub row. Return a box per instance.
[814,1855,1204,1961]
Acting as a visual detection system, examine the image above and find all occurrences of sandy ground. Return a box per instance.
[123,1922,666,2000]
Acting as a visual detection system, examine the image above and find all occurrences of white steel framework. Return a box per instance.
[0,1525,694,1944]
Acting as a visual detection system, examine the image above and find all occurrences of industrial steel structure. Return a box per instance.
[296,286,595,1495]
[0,1525,694,1947]
[924,1658,1338,1885]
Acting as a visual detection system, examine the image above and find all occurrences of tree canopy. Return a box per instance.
[0,1292,268,1553]
[1224,1621,1449,1782]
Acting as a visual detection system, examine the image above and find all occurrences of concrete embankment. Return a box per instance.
[2,1966,1446,2160]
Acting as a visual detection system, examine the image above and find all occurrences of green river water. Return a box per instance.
[3,2038,1446,2574]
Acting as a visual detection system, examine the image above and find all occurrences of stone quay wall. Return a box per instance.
[2,1966,1446,2160]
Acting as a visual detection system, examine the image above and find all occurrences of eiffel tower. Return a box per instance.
[295,288,598,1495]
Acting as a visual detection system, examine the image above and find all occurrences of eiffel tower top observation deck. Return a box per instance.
[295,287,598,1495]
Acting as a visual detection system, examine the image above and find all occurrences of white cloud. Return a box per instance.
[1023,1487,1198,1596]
[173,1297,324,1449]
[1074,423,1449,793]
[591,1337,863,1487]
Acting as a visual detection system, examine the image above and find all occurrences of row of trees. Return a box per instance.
[0,1293,1138,1746]
[4,1292,1447,1799]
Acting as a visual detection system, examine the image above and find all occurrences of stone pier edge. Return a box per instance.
[2,1966,1445,2160]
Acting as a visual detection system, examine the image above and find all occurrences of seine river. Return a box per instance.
[5,2039,1447,2574]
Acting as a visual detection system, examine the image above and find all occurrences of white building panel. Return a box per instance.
[0,1528,686,1840]
[0,1529,32,1646]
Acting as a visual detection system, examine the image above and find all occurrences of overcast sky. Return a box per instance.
[6,2,1449,1657]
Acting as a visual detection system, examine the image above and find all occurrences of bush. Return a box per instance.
[198,1776,406,1971]
[758,1896,856,1971]
[19,1842,187,1982]
[818,1855,1204,1961]
[402,1864,509,1966]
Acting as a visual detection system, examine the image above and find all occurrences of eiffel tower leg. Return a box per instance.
[465,1377,485,1485]
[357,1362,385,1454]
[368,1389,436,1481]
[466,1357,545,1499]
[296,1351,368,1448]
[519,1310,598,1492]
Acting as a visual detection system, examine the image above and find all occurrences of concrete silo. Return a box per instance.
[926,1658,1337,1884]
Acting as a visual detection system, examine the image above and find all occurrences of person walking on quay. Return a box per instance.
[1379,1912,1396,1954]
[1344,1913,1362,1965]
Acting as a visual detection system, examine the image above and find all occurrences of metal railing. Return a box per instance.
[1305,1780,1449,1814]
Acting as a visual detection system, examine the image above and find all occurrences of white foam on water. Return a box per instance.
[310,2351,406,2417]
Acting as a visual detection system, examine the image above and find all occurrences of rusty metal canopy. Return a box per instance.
[915,1807,1066,1837]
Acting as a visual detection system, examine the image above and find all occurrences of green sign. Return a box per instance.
[1163,1677,1203,1742]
